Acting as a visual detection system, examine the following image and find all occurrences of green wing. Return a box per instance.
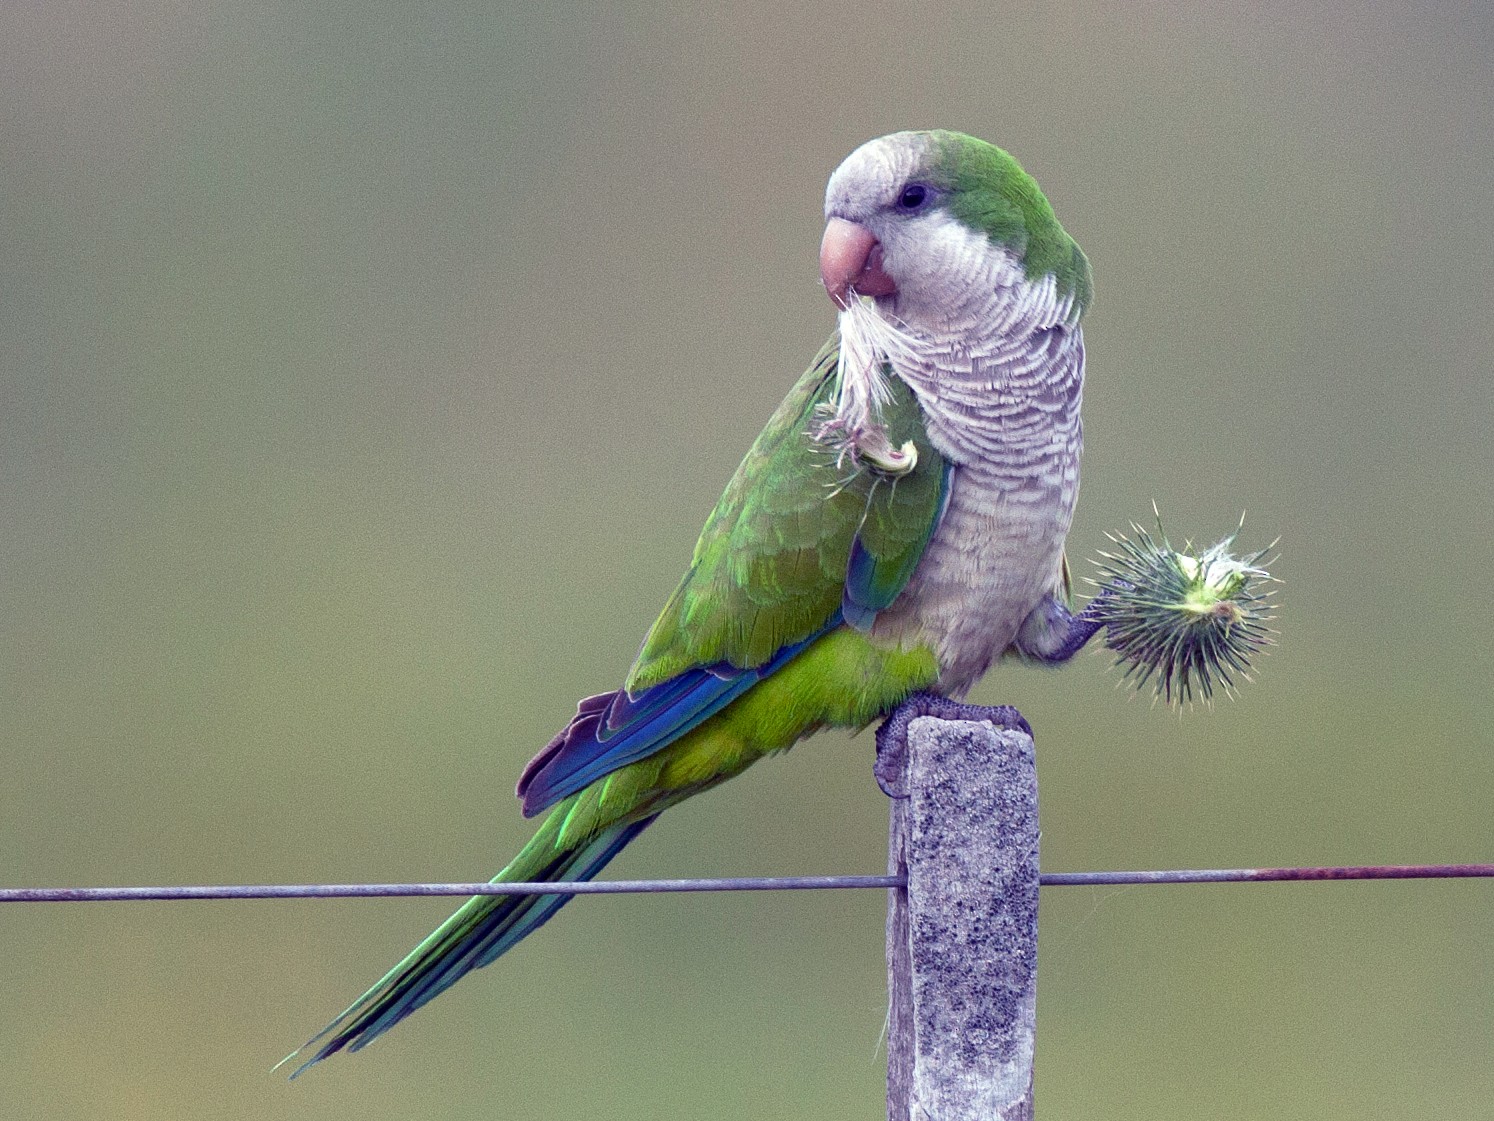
[626,337,949,693]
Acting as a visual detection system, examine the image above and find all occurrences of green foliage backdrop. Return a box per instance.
[3,3,1490,1118]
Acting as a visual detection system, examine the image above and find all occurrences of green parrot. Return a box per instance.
[288,129,1093,1073]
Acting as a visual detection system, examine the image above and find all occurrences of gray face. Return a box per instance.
[823,132,1000,331]
[823,131,936,225]
[823,135,947,310]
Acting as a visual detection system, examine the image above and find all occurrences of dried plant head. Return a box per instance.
[1089,511,1278,707]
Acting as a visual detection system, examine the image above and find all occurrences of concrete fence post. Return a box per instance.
[879,698,1040,1121]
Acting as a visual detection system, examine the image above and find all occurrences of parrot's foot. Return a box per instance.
[874,692,1033,798]
[1012,592,1112,665]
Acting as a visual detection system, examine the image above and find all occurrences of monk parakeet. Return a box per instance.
[288,129,1094,1073]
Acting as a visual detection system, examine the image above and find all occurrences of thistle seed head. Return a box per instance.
[1090,515,1278,707]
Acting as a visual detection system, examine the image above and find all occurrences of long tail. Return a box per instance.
[282,810,658,1077]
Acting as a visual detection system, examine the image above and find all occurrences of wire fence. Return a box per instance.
[3,863,1490,903]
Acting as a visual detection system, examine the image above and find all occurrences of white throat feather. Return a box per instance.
[813,297,930,475]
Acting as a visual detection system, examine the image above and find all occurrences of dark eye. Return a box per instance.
[896,183,930,211]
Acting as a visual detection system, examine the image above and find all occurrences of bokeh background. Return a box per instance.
[3,2,1490,1118]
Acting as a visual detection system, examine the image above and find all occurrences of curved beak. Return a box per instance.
[819,218,896,309]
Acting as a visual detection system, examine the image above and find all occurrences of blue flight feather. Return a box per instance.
[841,460,953,631]
[841,538,882,631]
[516,616,842,816]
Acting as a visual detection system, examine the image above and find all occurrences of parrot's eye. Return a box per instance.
[896,183,930,211]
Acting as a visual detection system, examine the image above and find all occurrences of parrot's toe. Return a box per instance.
[875,693,1033,798]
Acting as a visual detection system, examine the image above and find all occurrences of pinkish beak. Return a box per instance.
[819,218,897,309]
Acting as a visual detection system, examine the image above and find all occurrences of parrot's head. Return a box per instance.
[820,130,1091,330]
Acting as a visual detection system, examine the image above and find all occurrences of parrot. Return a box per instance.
[286,128,1094,1074]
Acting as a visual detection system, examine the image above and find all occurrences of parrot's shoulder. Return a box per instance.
[626,336,948,692]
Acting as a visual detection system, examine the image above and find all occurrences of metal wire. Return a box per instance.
[2,864,1490,903]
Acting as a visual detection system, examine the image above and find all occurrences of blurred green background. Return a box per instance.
[3,2,1490,1118]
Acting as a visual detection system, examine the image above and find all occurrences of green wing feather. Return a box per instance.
[627,337,947,692]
